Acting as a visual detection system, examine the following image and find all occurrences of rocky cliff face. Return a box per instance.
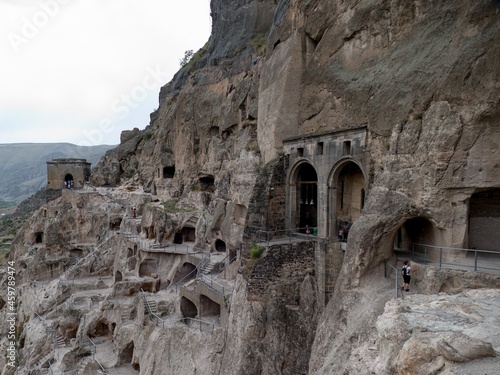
[4,0,500,374]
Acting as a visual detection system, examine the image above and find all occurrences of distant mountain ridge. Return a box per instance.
[0,143,115,202]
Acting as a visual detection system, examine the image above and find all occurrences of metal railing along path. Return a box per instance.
[257,227,318,244]
[384,261,404,299]
[409,243,500,274]
[140,289,215,332]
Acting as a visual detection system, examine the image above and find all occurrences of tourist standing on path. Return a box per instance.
[402,260,412,292]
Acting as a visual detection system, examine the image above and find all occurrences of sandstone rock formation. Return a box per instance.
[2,0,500,374]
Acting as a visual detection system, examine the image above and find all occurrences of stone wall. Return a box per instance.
[247,240,315,302]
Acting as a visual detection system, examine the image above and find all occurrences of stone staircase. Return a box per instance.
[200,259,218,275]
[46,325,66,348]
[32,351,54,373]
[121,309,130,321]
[143,297,157,315]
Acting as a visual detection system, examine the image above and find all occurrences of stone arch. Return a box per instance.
[63,172,75,189]
[288,160,318,231]
[180,297,197,320]
[392,216,440,261]
[200,295,220,317]
[215,239,226,253]
[398,217,437,248]
[328,158,367,240]
[468,189,500,251]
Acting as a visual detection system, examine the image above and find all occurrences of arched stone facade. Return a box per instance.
[284,127,370,239]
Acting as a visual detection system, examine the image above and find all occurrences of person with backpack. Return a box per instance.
[402,260,412,292]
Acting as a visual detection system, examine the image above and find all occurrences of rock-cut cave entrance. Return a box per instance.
[393,217,439,261]
[331,161,365,241]
[200,295,220,318]
[174,227,196,244]
[180,297,198,321]
[468,189,500,252]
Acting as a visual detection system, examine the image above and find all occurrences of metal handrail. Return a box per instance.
[257,227,317,244]
[384,261,403,299]
[410,243,500,273]
[86,336,108,374]
[200,274,226,295]
[173,252,211,290]
[140,289,215,331]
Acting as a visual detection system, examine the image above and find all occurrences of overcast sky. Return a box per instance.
[0,0,211,146]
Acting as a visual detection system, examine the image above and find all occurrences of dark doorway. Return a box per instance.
[64,174,74,189]
[215,239,226,253]
[394,217,436,252]
[200,295,221,317]
[180,297,198,319]
[296,163,318,230]
[163,166,175,178]
[469,189,500,251]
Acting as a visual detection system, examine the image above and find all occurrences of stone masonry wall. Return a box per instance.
[247,240,315,302]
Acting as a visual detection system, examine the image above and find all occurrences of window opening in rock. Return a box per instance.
[297,147,304,157]
[163,166,175,178]
[199,175,215,192]
[215,239,226,253]
[343,141,351,156]
[317,142,324,155]
[35,232,43,244]
[115,271,123,282]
